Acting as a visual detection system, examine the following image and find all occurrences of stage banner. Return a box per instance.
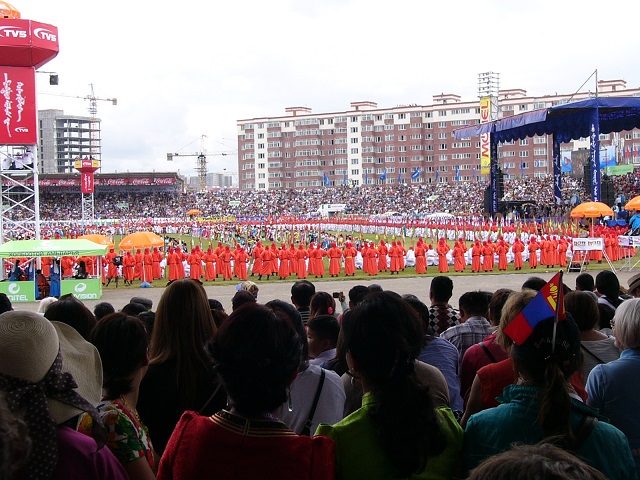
[60,279,102,300]
[572,237,604,251]
[0,66,36,144]
[480,96,491,175]
[618,236,640,247]
[0,281,36,302]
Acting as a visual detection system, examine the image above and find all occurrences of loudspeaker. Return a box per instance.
[484,186,491,214]
[601,179,615,206]
[583,162,592,198]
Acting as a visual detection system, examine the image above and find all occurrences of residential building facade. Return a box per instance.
[237,79,640,190]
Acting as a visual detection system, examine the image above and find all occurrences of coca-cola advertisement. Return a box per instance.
[0,66,37,145]
[155,177,175,185]
[131,177,151,186]
[105,178,127,186]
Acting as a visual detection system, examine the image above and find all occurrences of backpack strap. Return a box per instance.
[580,344,606,365]
[570,415,598,452]
[479,341,498,364]
[301,368,326,436]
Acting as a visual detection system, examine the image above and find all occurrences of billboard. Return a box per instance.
[0,66,36,144]
[479,96,491,175]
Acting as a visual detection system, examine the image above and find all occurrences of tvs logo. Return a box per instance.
[74,282,87,293]
[33,27,57,42]
[15,127,28,133]
[0,26,27,38]
[8,283,20,294]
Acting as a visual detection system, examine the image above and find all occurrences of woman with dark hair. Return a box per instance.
[44,293,97,340]
[137,279,226,454]
[157,303,335,480]
[564,291,620,381]
[316,291,462,479]
[309,291,336,320]
[90,313,157,480]
[463,291,636,480]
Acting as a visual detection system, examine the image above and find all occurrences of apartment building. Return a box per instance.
[237,79,640,190]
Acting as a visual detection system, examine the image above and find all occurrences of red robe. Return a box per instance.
[235,249,249,280]
[512,241,524,269]
[415,244,427,274]
[278,249,291,279]
[328,246,342,276]
[219,249,234,280]
[437,241,449,273]
[295,247,308,279]
[252,245,264,276]
[123,253,135,282]
[343,245,356,276]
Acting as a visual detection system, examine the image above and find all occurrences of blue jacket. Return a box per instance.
[464,384,637,480]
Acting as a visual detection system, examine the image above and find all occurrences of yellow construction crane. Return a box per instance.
[166,135,235,193]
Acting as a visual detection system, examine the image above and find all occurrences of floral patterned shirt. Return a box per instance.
[97,399,156,471]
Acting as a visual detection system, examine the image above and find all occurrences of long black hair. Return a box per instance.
[343,291,446,476]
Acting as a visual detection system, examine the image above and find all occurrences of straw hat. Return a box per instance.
[0,312,102,424]
[628,272,640,294]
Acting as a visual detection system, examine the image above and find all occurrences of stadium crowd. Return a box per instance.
[1,269,639,479]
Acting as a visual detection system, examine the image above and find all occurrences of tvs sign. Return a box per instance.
[0,20,59,69]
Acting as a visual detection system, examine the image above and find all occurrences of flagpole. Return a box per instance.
[550,270,564,354]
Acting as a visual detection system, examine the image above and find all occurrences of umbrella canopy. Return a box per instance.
[0,239,108,257]
[570,202,614,218]
[78,234,114,249]
[625,196,640,211]
[187,208,201,215]
[119,232,164,250]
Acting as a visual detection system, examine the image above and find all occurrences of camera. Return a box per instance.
[332,292,342,298]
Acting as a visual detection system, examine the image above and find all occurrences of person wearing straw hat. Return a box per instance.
[0,311,127,479]
[627,272,640,298]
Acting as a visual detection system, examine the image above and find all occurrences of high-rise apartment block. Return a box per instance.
[237,79,640,190]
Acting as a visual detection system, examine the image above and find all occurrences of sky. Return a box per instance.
[21,0,640,180]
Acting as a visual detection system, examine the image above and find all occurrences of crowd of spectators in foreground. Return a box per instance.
[1,267,639,479]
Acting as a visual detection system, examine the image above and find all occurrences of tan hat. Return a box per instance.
[0,312,102,425]
[628,272,640,294]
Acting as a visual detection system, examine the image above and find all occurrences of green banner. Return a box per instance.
[604,164,635,176]
[229,200,241,207]
[0,281,36,302]
[60,279,103,300]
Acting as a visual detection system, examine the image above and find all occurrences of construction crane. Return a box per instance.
[167,135,235,193]
[40,84,117,162]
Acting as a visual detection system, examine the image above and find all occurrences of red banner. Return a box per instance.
[81,171,94,193]
[0,66,37,145]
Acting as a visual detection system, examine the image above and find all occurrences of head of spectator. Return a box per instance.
[509,301,581,447]
[137,311,155,340]
[307,314,340,361]
[575,272,595,292]
[429,276,454,305]
[0,293,12,314]
[90,312,149,401]
[290,280,315,310]
[468,442,607,480]
[348,285,370,309]
[368,284,383,293]
[595,270,621,300]
[37,296,58,314]
[402,294,434,336]
[309,292,336,320]
[611,298,640,350]
[627,272,640,298]
[44,293,96,341]
[0,311,106,480]
[521,276,547,291]
[564,291,600,333]
[151,278,216,405]
[207,303,300,417]
[265,299,307,370]
[130,296,153,311]
[341,291,448,477]
[232,290,257,311]
[238,281,259,299]
[121,302,148,317]
[597,303,616,331]
[208,298,224,312]
[488,289,514,327]
[458,291,489,322]
[94,301,116,321]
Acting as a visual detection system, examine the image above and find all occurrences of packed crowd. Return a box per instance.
[1,269,639,479]
[8,175,594,224]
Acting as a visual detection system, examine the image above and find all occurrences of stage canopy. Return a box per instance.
[0,239,108,257]
[455,97,640,143]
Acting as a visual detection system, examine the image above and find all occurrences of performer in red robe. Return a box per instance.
[219,245,234,280]
[471,241,482,273]
[414,241,427,274]
[259,244,276,280]
[167,247,179,282]
[496,240,508,271]
[343,241,356,276]
[436,238,450,273]
[235,247,249,281]
[528,236,539,269]
[377,240,388,272]
[328,243,342,277]
[295,244,308,279]
[133,249,143,280]
[512,238,524,270]
[152,247,163,279]
[123,251,135,285]
[143,248,153,282]
[202,247,217,281]
[452,241,465,273]
[389,241,400,274]
[251,241,264,277]
[278,245,290,280]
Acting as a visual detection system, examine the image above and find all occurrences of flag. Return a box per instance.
[625,146,631,159]
[411,167,420,179]
[343,171,347,186]
[455,165,460,181]
[472,166,477,181]
[380,169,387,181]
[503,271,565,345]
[365,171,369,185]
[323,172,330,186]
[397,172,402,184]
[435,170,439,182]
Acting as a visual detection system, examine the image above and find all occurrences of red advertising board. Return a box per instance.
[0,66,37,145]
[0,19,59,69]
[81,171,94,193]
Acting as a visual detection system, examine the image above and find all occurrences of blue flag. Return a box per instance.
[365,171,368,185]
[411,168,420,180]
[380,169,387,181]
[397,172,402,184]
[323,172,330,186]
[343,171,347,186]
[435,170,439,182]
[455,165,460,181]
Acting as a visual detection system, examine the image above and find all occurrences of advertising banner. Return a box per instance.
[60,279,102,300]
[0,66,36,144]
[0,281,35,302]
[572,237,604,252]
[479,96,491,175]
[81,171,94,193]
